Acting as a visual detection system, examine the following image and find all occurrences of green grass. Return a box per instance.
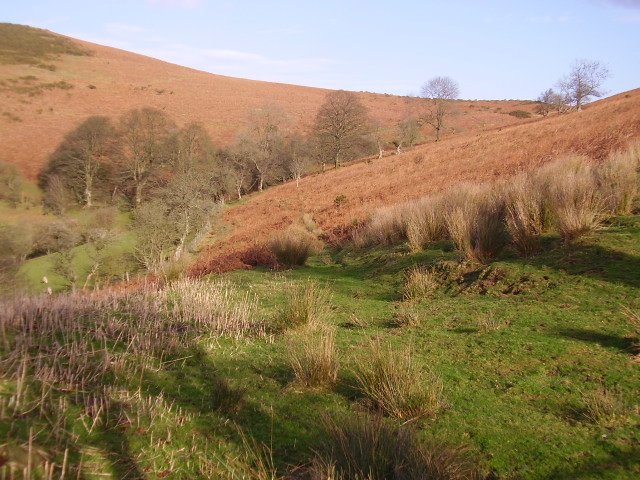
[2,214,639,478]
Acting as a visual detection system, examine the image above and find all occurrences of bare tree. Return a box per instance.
[536,88,570,116]
[314,90,370,169]
[119,108,176,208]
[420,76,460,142]
[392,117,420,154]
[0,160,24,207]
[558,59,609,111]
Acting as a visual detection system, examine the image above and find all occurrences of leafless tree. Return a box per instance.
[119,107,176,207]
[558,59,609,111]
[420,76,460,142]
[314,90,370,169]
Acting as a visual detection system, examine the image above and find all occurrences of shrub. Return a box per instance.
[269,227,320,266]
[545,156,607,242]
[444,184,507,263]
[311,413,479,480]
[287,323,339,387]
[32,217,80,255]
[504,173,552,256]
[508,110,531,119]
[352,341,443,419]
[596,144,639,215]
[275,280,331,331]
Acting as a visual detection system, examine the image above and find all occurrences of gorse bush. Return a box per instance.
[275,280,331,331]
[353,341,443,419]
[269,227,320,266]
[311,413,479,480]
[287,323,339,387]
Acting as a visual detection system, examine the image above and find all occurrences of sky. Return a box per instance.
[4,0,640,100]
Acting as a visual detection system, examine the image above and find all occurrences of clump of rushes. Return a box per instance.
[402,265,439,301]
[406,194,448,252]
[596,143,639,215]
[543,155,607,242]
[275,280,331,331]
[444,184,507,263]
[352,341,444,419]
[287,323,339,387]
[311,412,480,480]
[269,227,321,266]
[504,173,552,256]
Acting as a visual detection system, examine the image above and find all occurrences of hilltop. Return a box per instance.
[0,23,538,180]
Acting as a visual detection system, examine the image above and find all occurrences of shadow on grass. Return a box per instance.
[554,327,634,353]
[544,445,640,480]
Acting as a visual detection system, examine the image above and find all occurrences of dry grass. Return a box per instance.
[286,323,339,387]
[269,227,321,266]
[406,194,448,252]
[310,413,479,480]
[504,173,552,256]
[596,141,640,215]
[444,184,507,263]
[543,155,607,242]
[352,341,443,419]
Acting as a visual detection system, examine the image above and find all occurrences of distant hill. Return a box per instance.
[0,23,539,180]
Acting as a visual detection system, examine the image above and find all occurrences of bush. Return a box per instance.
[444,184,507,263]
[352,341,443,419]
[310,413,479,480]
[286,323,339,387]
[275,280,331,331]
[508,110,531,119]
[269,227,320,266]
[32,217,80,255]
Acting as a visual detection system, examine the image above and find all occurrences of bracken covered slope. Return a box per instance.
[192,89,640,275]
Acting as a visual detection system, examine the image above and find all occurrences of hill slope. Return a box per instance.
[193,89,640,274]
[1,24,538,180]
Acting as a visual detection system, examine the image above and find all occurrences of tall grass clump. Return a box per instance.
[287,323,339,387]
[358,204,411,247]
[310,413,479,480]
[406,194,448,252]
[352,341,443,419]
[269,227,320,266]
[543,156,607,242]
[402,265,439,301]
[444,184,507,263]
[504,173,553,256]
[596,143,640,215]
[275,280,331,331]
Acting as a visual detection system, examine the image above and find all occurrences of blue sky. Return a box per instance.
[4,0,640,100]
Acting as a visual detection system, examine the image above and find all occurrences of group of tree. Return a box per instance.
[536,59,609,115]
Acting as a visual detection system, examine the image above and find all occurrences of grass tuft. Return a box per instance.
[269,227,320,266]
[352,341,443,419]
[275,280,331,331]
[311,412,479,480]
[286,323,339,387]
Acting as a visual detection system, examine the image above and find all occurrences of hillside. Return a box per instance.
[193,89,640,275]
[0,24,538,180]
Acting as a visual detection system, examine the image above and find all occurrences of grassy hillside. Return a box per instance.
[1,211,638,478]
[0,24,539,180]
